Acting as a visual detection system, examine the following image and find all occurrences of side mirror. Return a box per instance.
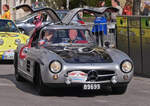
[23,47,29,54]
[104,41,110,48]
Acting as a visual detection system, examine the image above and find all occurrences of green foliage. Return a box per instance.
[69,0,112,9]
[105,0,111,7]
[84,0,100,7]
[70,0,81,9]
[31,0,112,9]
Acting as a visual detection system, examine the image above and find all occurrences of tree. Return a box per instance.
[105,0,111,7]
[70,0,111,9]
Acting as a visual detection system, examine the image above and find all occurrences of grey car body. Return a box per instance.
[14,7,133,96]
[14,4,61,35]
[14,26,133,95]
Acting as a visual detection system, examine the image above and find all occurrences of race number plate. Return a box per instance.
[83,84,100,90]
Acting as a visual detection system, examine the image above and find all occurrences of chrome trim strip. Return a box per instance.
[18,68,32,78]
[97,74,115,77]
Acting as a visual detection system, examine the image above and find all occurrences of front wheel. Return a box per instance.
[36,68,47,96]
[111,84,128,94]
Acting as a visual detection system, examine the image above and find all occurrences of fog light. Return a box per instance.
[111,76,117,84]
[123,75,129,80]
[65,77,72,85]
[53,74,58,80]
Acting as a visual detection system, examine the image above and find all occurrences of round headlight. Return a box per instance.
[0,39,4,45]
[49,61,62,73]
[121,60,133,73]
[15,39,21,45]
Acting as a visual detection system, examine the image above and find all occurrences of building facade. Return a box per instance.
[1,0,31,20]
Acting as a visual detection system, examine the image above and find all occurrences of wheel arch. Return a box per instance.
[33,61,43,85]
[14,51,18,68]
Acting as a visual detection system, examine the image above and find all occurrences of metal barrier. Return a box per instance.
[116,16,150,77]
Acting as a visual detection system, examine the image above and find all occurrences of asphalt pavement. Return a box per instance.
[0,62,150,106]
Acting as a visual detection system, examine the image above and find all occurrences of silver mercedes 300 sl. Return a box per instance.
[14,24,133,95]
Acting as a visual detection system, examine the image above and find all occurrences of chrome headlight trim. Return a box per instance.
[0,39,4,45]
[49,60,62,74]
[15,39,21,45]
[120,60,133,73]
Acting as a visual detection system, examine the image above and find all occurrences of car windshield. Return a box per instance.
[17,13,37,22]
[0,20,19,32]
[56,10,68,19]
[39,29,95,46]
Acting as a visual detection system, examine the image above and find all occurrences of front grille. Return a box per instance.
[67,70,115,82]
[96,70,115,75]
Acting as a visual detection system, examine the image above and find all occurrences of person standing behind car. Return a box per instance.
[97,1,105,7]
[111,0,122,21]
[122,1,133,16]
[141,1,150,16]
[92,0,107,46]
[1,4,11,20]
[33,11,43,28]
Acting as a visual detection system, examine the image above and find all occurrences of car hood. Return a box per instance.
[46,47,113,63]
[0,32,26,37]
[0,32,29,52]
[15,20,23,24]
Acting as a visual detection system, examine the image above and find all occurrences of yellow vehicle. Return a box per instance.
[0,19,29,60]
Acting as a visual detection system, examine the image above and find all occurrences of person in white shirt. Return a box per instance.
[111,0,123,21]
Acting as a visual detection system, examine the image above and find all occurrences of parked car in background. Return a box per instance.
[55,10,68,20]
[0,19,29,60]
[56,9,85,25]
[14,8,133,96]
[14,4,61,35]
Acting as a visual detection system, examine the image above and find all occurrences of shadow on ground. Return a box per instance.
[0,73,116,97]
[0,61,122,97]
[0,60,13,64]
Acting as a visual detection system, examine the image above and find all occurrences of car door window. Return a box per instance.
[31,29,41,47]
[27,16,35,24]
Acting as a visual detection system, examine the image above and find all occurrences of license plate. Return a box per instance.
[2,52,14,60]
[83,84,100,90]
[2,55,14,60]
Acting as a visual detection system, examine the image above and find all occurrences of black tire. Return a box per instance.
[14,52,24,82]
[111,84,128,94]
[36,65,47,96]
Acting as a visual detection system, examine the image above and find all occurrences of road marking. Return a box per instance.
[140,90,150,94]
[0,83,15,87]
[95,99,108,103]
